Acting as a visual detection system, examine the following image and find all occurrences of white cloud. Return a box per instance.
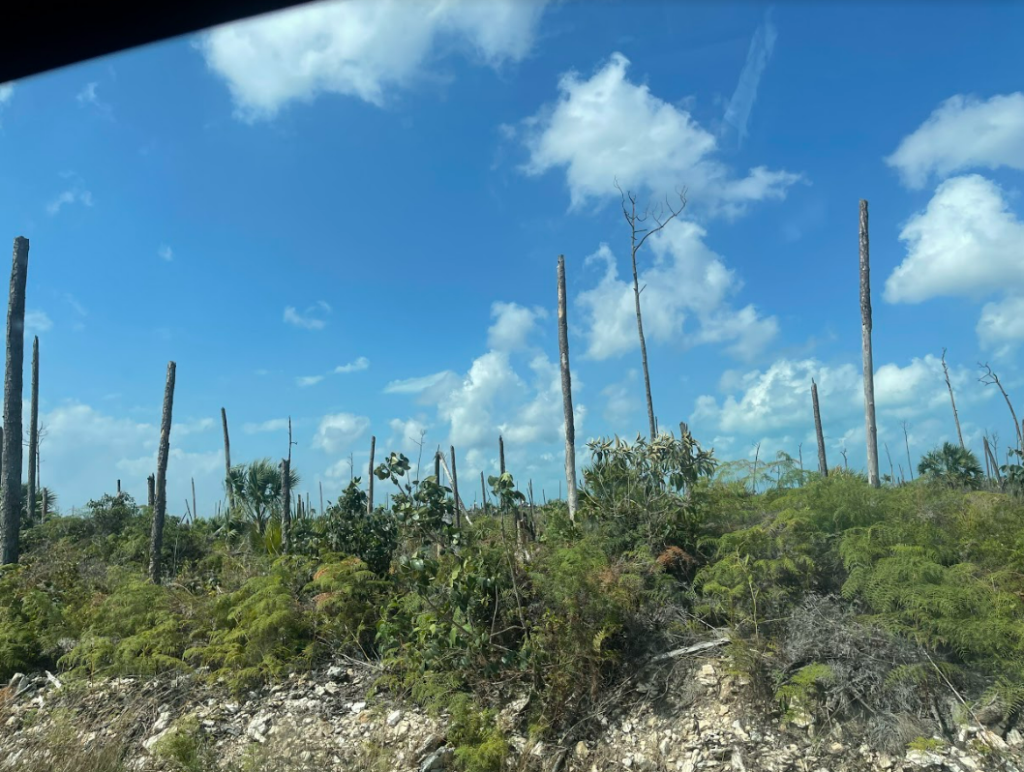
[0,82,13,105]
[172,417,216,437]
[977,295,1024,354]
[576,220,777,362]
[520,52,802,215]
[242,418,289,434]
[283,302,330,330]
[885,175,1024,305]
[46,188,94,215]
[25,310,53,335]
[199,0,547,121]
[384,370,459,396]
[385,416,432,461]
[723,7,777,147]
[601,370,641,424]
[886,93,1024,189]
[76,82,98,105]
[487,302,547,351]
[335,356,370,374]
[158,245,174,262]
[313,412,371,453]
[297,375,324,387]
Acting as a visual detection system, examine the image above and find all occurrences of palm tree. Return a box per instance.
[226,458,300,535]
[917,442,984,490]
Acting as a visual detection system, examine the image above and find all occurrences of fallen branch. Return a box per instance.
[651,637,730,662]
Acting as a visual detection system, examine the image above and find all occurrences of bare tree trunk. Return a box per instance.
[812,378,828,477]
[147,474,155,508]
[434,449,441,483]
[859,201,880,488]
[556,255,579,523]
[280,458,291,554]
[367,436,375,515]
[979,363,1022,451]
[941,348,965,449]
[149,361,176,584]
[631,234,656,441]
[117,480,121,495]
[0,237,29,566]
[450,445,460,529]
[983,436,1003,488]
[221,407,234,511]
[26,336,38,527]
[191,477,197,525]
[884,443,895,485]
[319,481,324,516]
[480,470,487,513]
[902,421,914,481]
[798,443,804,475]
[499,435,506,475]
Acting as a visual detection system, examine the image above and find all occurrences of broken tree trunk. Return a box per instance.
[499,436,506,475]
[859,200,880,488]
[367,435,375,515]
[557,255,579,522]
[26,336,38,527]
[902,422,914,482]
[941,348,965,449]
[812,378,828,478]
[450,445,461,529]
[221,407,234,511]
[147,474,155,509]
[149,361,176,584]
[281,458,291,554]
[0,237,29,566]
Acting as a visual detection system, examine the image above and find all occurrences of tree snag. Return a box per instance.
[26,336,39,527]
[859,200,880,488]
[557,254,579,522]
[0,237,29,565]
[812,378,828,478]
[941,348,965,449]
[149,361,176,584]
[367,435,375,515]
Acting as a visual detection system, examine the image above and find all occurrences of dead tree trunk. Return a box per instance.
[367,436,376,515]
[434,449,441,483]
[280,458,291,554]
[979,363,1022,451]
[812,378,828,478]
[499,436,506,475]
[26,336,38,527]
[221,407,234,511]
[0,237,29,566]
[450,445,461,529]
[941,348,965,449]
[902,421,914,481]
[859,200,880,488]
[147,474,156,508]
[557,255,579,522]
[319,481,324,515]
[149,361,176,584]
[480,471,487,513]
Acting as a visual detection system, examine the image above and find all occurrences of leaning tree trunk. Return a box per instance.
[557,255,579,522]
[149,361,176,584]
[941,348,965,449]
[859,200,880,488]
[367,435,376,515]
[221,407,234,511]
[812,378,828,478]
[280,458,291,554]
[450,445,461,529]
[26,336,39,527]
[0,237,29,566]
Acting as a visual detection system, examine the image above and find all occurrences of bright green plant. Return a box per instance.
[918,442,984,490]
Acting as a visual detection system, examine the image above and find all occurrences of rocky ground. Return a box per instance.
[1,650,1022,772]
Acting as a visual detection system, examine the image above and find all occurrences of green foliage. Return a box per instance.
[152,715,217,772]
[918,442,984,490]
[448,693,509,772]
[227,459,300,536]
[309,556,384,656]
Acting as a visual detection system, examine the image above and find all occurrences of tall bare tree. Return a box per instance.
[557,255,579,522]
[450,445,460,529]
[901,421,914,482]
[0,237,29,565]
[280,458,291,553]
[499,435,505,475]
[367,435,376,515]
[941,348,965,449]
[26,336,39,527]
[812,378,828,477]
[979,363,1022,451]
[617,184,687,439]
[221,407,234,511]
[859,200,880,488]
[149,361,176,584]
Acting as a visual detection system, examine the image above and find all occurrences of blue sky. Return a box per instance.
[1,0,1024,513]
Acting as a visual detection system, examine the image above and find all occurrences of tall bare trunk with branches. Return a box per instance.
[149,361,176,584]
[812,379,828,477]
[941,348,965,448]
[618,186,686,439]
[557,255,579,522]
[0,237,29,565]
[26,336,39,527]
[979,363,1022,451]
[221,407,234,511]
[367,436,375,515]
[859,201,880,488]
[984,436,1003,487]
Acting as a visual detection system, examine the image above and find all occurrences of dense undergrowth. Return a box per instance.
[2,432,1024,770]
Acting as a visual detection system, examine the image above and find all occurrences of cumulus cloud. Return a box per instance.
[977,295,1024,354]
[722,7,778,148]
[885,175,1024,304]
[520,52,802,214]
[313,412,371,453]
[886,93,1024,189]
[575,220,778,362]
[335,356,370,374]
[199,0,547,120]
[601,370,641,424]
[384,370,459,396]
[487,302,547,351]
[283,301,331,330]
